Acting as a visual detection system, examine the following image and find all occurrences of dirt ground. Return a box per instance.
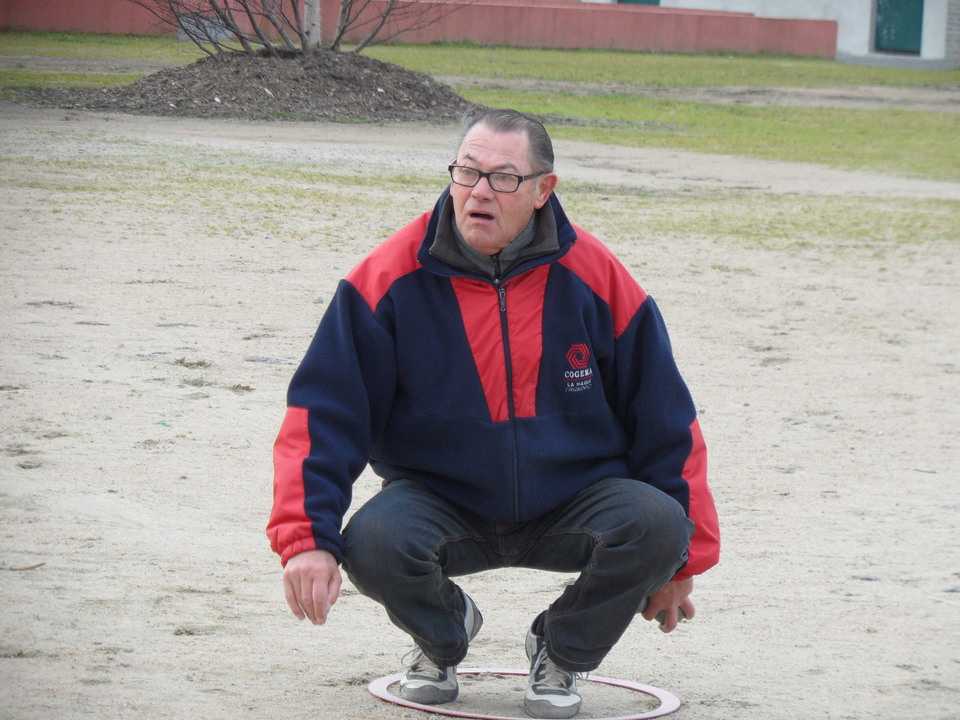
[1,70,959,720]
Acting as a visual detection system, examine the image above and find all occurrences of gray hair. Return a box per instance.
[455,108,555,173]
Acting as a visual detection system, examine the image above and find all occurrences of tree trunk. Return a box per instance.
[304,0,322,51]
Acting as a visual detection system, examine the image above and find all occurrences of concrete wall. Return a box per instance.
[949,0,960,63]
[0,0,837,58]
[922,0,945,58]
[914,0,960,66]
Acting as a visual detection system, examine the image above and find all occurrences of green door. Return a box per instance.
[875,0,924,53]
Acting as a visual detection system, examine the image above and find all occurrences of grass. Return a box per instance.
[0,30,206,63]
[0,70,142,88]
[366,42,960,89]
[2,31,958,181]
[559,189,960,249]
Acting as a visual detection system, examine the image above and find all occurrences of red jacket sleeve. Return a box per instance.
[673,418,720,579]
[267,406,319,566]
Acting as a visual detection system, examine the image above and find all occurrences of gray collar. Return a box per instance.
[429,194,560,280]
[452,214,537,279]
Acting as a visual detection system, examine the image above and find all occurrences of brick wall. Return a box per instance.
[0,0,838,58]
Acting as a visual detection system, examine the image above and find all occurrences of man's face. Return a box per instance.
[450,123,557,256]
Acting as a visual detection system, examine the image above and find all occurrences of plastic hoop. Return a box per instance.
[368,667,681,720]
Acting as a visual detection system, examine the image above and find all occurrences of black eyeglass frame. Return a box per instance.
[448,164,546,193]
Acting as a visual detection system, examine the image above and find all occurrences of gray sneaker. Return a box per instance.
[523,629,583,719]
[398,591,483,704]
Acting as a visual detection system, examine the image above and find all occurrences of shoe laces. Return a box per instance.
[402,647,446,680]
[531,645,586,690]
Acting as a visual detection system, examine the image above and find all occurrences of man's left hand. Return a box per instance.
[641,577,695,633]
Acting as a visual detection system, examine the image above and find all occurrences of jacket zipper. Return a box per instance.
[492,255,522,520]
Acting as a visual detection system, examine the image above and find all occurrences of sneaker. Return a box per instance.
[398,652,459,705]
[398,591,483,704]
[523,629,583,719]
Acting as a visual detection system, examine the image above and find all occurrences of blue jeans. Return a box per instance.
[341,477,693,673]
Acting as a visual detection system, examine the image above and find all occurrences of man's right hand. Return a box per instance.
[282,549,342,625]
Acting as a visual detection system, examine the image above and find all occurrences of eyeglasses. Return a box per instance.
[448,164,545,194]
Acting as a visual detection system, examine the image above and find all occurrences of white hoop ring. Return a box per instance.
[367,667,681,720]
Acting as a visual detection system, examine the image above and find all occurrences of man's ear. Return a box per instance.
[534,173,559,209]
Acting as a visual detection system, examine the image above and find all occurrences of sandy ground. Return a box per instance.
[1,99,959,720]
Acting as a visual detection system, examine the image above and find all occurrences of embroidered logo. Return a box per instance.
[563,343,594,393]
[566,343,590,370]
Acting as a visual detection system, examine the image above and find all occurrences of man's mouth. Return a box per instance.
[469,211,495,221]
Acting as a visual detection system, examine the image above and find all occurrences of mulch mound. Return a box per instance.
[18,49,481,123]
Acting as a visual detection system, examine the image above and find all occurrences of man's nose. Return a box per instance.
[471,175,495,196]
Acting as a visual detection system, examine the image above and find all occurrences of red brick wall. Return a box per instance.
[0,0,171,36]
[0,0,837,58]
[319,0,835,56]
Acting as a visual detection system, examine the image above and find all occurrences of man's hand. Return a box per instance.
[641,577,695,633]
[282,549,342,625]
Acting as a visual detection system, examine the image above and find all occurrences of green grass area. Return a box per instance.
[367,42,960,89]
[0,70,143,88]
[0,30,206,63]
[559,188,960,249]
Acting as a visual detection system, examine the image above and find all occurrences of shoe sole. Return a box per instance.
[523,696,582,719]
[400,683,459,705]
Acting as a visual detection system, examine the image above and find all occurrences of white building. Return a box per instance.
[584,0,960,68]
